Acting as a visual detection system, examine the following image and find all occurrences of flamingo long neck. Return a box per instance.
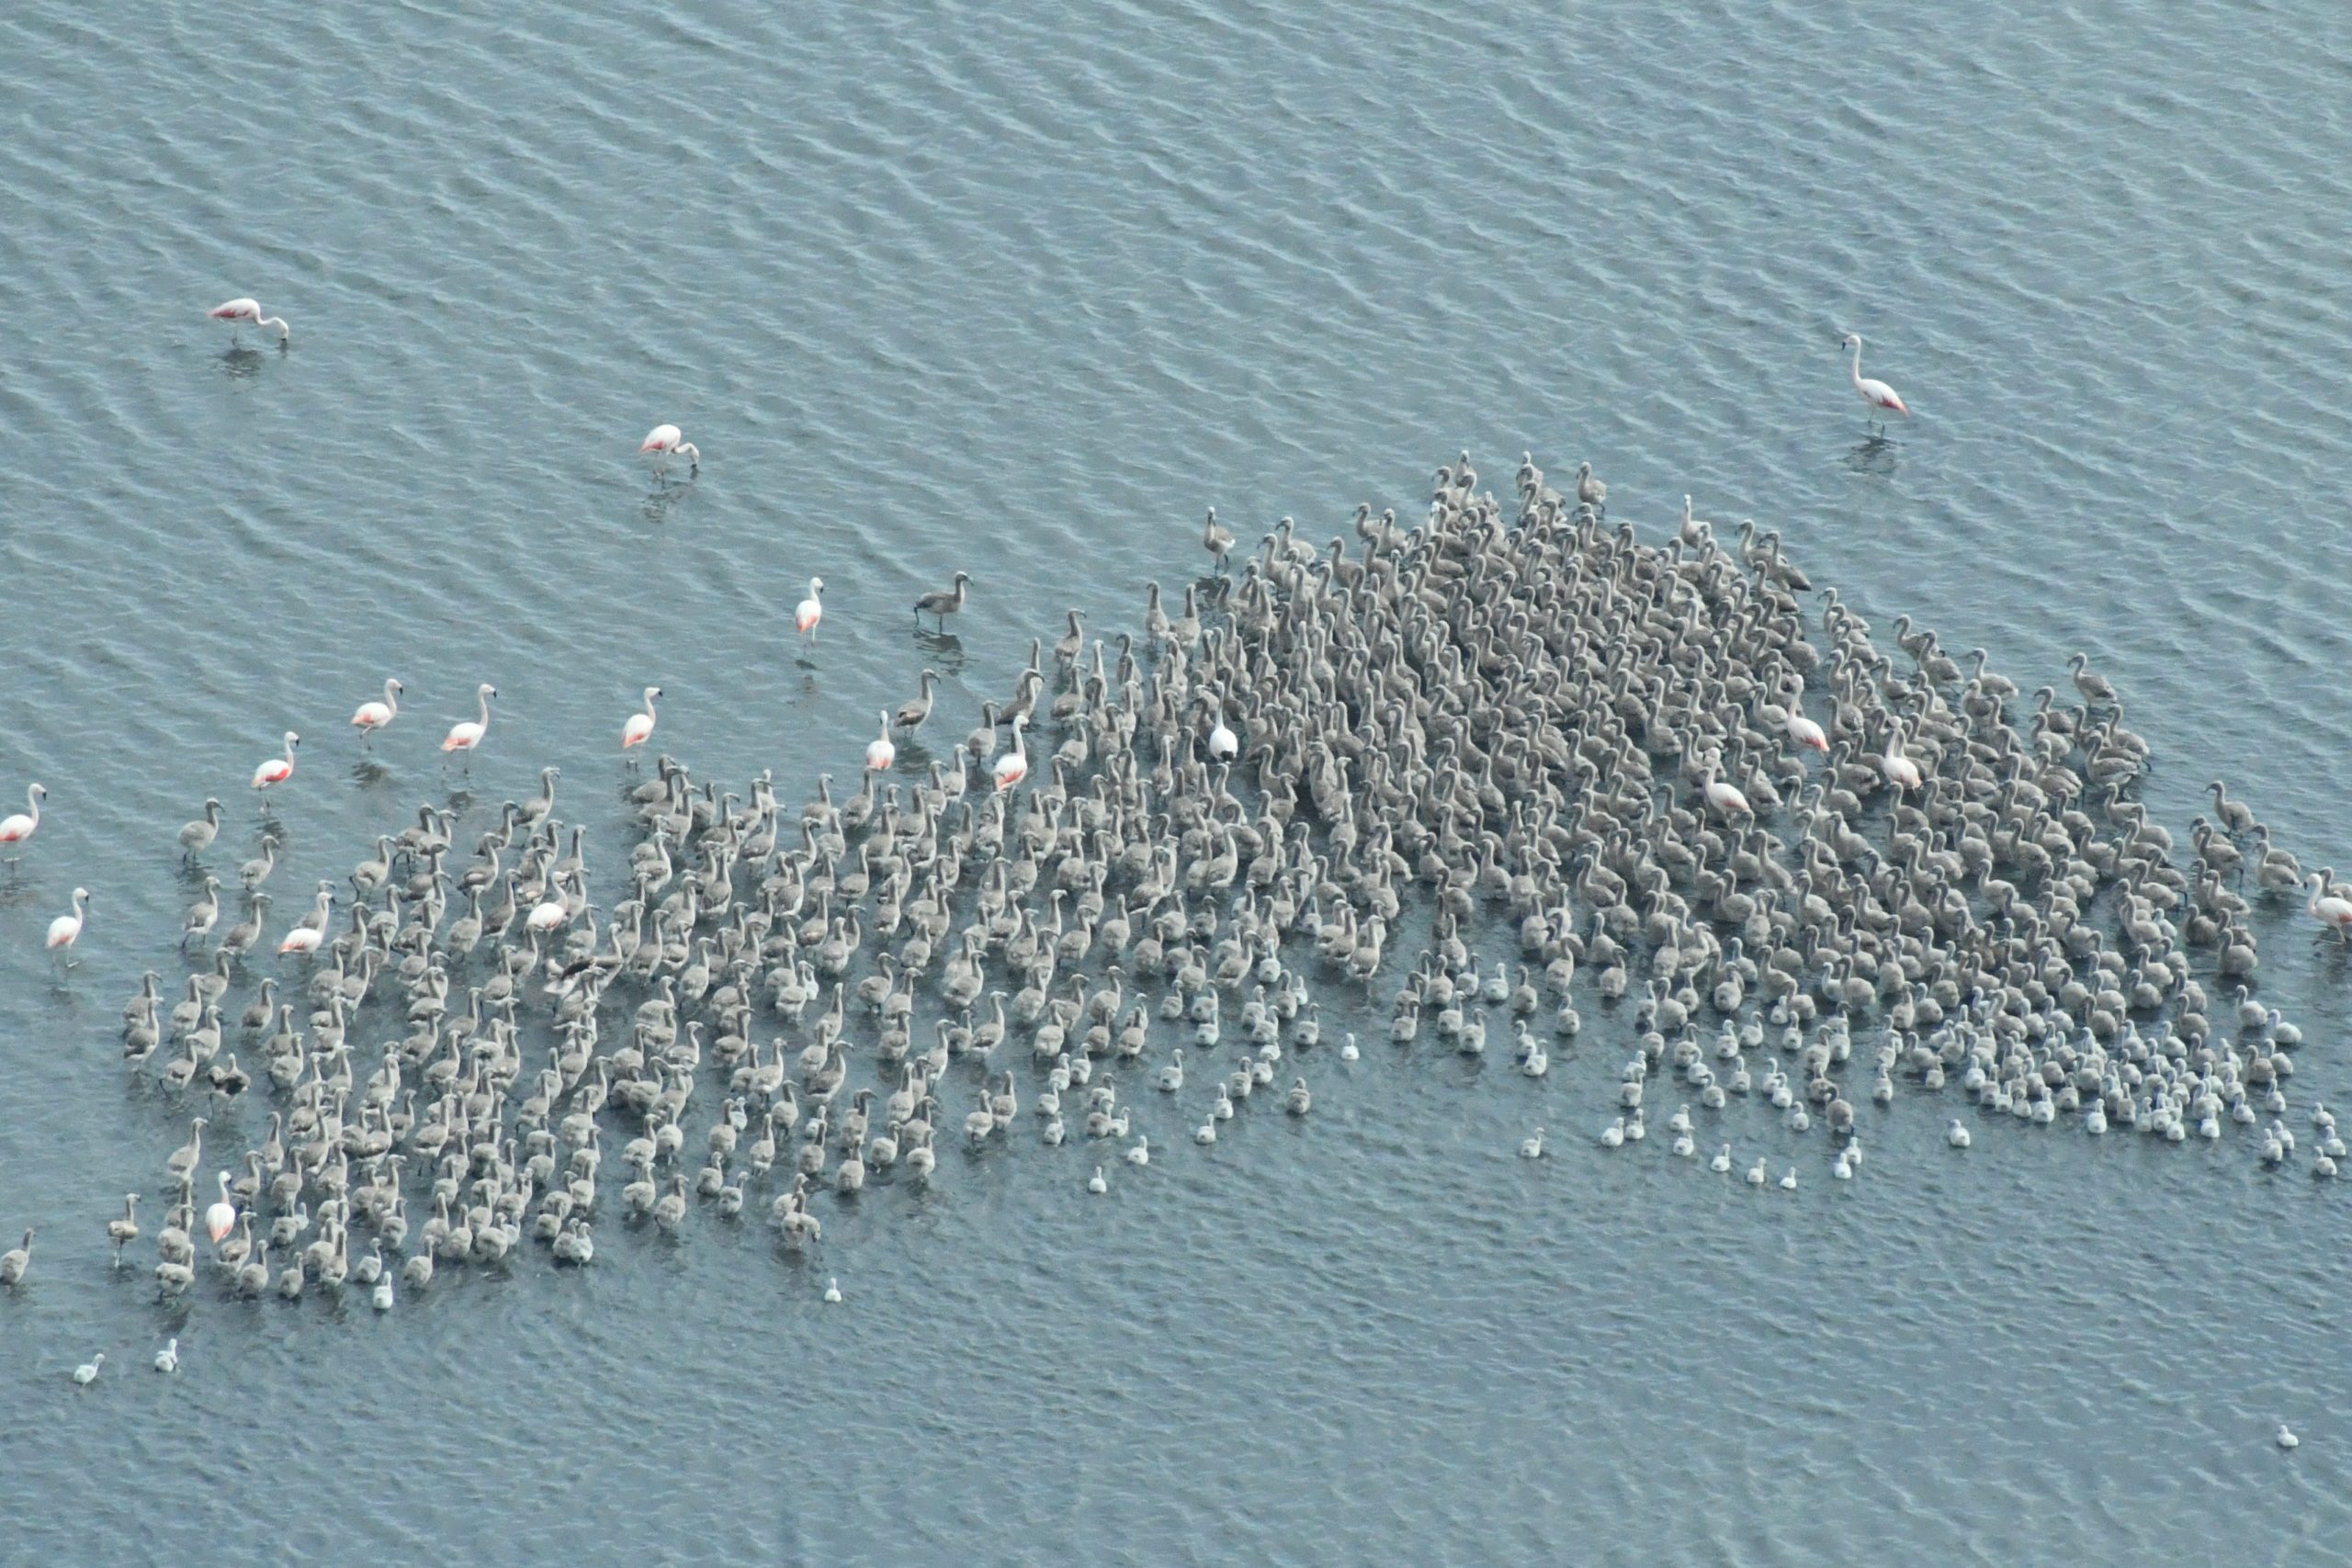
[1848,341,1866,392]
[260,316,289,338]
[384,682,400,716]
[24,786,38,825]
[477,690,492,728]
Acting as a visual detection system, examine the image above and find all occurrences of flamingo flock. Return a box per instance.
[1,294,2342,1416]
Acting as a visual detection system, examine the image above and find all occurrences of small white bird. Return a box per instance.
[47,886,89,953]
[1125,1135,1150,1167]
[73,1352,105,1386]
[153,1337,179,1373]
[1779,1167,1798,1191]
[622,685,661,750]
[1339,1032,1359,1062]
[1521,1128,1544,1159]
[2278,1424,2301,1450]
[1710,1145,1733,1173]
[1746,1158,1768,1186]
[373,1278,395,1312]
[1195,1120,1217,1145]
[1948,1119,1972,1149]
[1087,1166,1108,1194]
[1600,1117,1625,1148]
[822,1276,842,1303]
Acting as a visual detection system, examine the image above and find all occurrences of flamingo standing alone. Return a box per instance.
[349,679,402,741]
[622,686,661,750]
[1839,333,1908,425]
[442,683,498,759]
[209,297,289,344]
[47,886,89,953]
[865,712,896,773]
[251,732,300,791]
[639,424,699,479]
[796,578,825,641]
[991,714,1029,793]
[0,783,45,859]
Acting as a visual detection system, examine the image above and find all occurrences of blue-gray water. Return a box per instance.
[5,1,2351,1561]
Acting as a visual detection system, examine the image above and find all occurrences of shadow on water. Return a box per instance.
[912,628,966,671]
[1841,434,1900,476]
[217,345,269,380]
[349,759,394,790]
[639,482,695,527]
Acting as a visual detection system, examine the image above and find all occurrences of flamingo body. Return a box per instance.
[865,710,896,773]
[209,298,290,341]
[351,678,402,733]
[796,578,824,638]
[1841,333,1908,418]
[443,684,497,753]
[992,716,1029,792]
[0,783,44,844]
[47,887,88,950]
[623,685,661,750]
[251,732,300,790]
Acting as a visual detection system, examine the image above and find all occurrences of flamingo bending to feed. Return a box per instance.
[1839,333,1908,423]
[209,298,289,343]
[252,732,300,791]
[350,679,402,739]
[623,686,661,750]
[639,424,699,478]
[443,683,497,756]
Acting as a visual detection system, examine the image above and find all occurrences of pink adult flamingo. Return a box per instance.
[205,1173,238,1245]
[2309,874,2352,941]
[865,711,896,773]
[251,732,300,791]
[639,423,700,479]
[796,578,825,641]
[1839,333,1908,425]
[1782,679,1827,753]
[209,298,289,344]
[47,886,88,952]
[0,783,45,857]
[623,686,661,750]
[442,683,497,760]
[350,679,402,742]
[1881,726,1923,792]
[991,715,1030,792]
[1702,766,1751,818]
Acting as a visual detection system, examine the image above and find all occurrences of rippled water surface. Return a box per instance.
[6,1,2352,1561]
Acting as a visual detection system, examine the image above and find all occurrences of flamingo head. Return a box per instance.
[1838,333,1861,350]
